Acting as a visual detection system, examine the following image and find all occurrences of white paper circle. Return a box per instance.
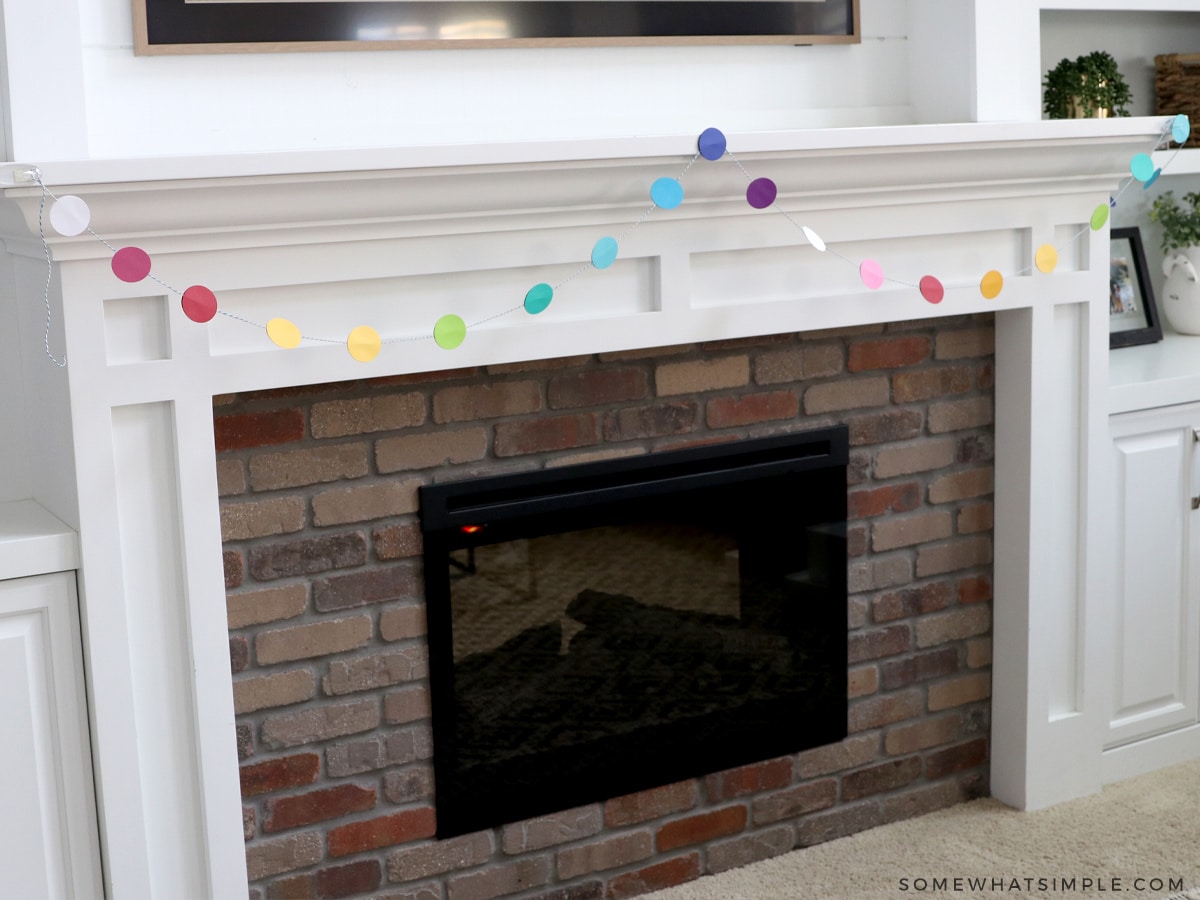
[49,195,91,237]
[802,225,827,252]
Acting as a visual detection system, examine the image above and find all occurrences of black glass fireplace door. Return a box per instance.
[419,428,849,838]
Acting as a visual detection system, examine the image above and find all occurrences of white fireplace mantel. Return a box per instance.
[0,118,1170,898]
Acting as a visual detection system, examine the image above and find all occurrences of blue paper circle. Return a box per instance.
[650,177,684,210]
[524,283,553,315]
[698,127,727,161]
[591,236,618,269]
[746,177,777,210]
[1174,114,1191,145]
[1143,168,1163,190]
[1130,152,1156,182]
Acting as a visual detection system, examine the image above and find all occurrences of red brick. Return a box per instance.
[433,381,542,423]
[605,854,702,899]
[225,550,244,588]
[848,689,924,732]
[847,624,911,664]
[604,780,698,827]
[602,402,698,441]
[265,874,313,899]
[373,523,423,560]
[446,857,553,900]
[313,565,419,612]
[231,636,249,674]
[750,780,838,825]
[847,409,924,446]
[264,784,377,833]
[841,756,923,800]
[248,533,368,582]
[241,754,321,797]
[494,414,600,457]
[705,391,798,429]
[327,807,436,857]
[847,482,920,519]
[955,578,993,607]
[849,665,879,698]
[548,368,649,409]
[928,467,993,504]
[892,366,973,403]
[924,738,989,779]
[704,758,793,801]
[656,806,747,852]
[315,860,381,898]
[879,647,961,691]
[848,336,931,372]
[872,582,953,622]
[215,409,306,452]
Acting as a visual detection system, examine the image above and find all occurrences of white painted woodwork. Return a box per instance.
[0,572,103,900]
[1107,408,1200,748]
[0,116,1169,895]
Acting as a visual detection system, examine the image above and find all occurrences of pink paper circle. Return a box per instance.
[112,246,151,283]
[919,275,945,304]
[182,285,218,323]
[859,259,884,290]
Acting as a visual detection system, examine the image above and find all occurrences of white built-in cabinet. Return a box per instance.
[0,502,103,899]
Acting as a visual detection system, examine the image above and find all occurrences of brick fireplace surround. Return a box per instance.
[1,120,1165,898]
[218,318,995,899]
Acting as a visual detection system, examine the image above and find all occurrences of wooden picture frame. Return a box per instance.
[133,0,859,54]
[1109,226,1163,349]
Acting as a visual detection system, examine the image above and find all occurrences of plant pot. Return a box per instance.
[1161,246,1200,334]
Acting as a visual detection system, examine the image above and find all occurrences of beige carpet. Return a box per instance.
[645,758,1200,900]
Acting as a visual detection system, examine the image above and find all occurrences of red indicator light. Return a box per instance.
[460,524,484,535]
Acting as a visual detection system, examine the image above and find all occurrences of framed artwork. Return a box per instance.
[1109,226,1163,349]
[133,0,860,54]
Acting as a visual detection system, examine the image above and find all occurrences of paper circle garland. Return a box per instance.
[802,226,826,253]
[347,325,382,361]
[980,270,1003,300]
[49,195,90,237]
[112,246,152,283]
[433,315,466,350]
[859,259,884,290]
[1143,168,1162,189]
[1174,114,1191,145]
[698,127,727,161]
[591,237,618,270]
[1035,244,1058,274]
[746,177,777,210]
[524,283,554,315]
[1130,153,1156,183]
[650,177,684,210]
[1090,204,1110,231]
[266,318,302,349]
[919,275,944,304]
[182,285,217,323]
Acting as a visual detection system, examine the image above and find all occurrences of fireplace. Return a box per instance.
[420,428,849,836]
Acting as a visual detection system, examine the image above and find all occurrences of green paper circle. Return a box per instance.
[524,283,554,315]
[434,314,466,349]
[1090,203,1110,231]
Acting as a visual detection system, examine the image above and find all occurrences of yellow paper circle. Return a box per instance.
[266,318,302,349]
[347,325,382,362]
[1035,244,1058,274]
[980,270,1004,300]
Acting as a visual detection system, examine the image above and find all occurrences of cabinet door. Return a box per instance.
[1107,407,1200,748]
[0,573,104,899]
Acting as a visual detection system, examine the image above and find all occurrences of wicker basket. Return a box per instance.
[1156,53,1200,147]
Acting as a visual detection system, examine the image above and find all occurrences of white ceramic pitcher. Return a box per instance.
[1162,246,1200,334]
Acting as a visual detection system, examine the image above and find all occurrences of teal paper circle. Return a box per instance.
[1174,114,1191,145]
[524,283,553,315]
[1130,152,1156,182]
[650,177,684,210]
[591,236,618,269]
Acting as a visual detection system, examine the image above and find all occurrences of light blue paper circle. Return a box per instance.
[1130,152,1156,182]
[1143,168,1163,190]
[698,127,727,161]
[650,177,684,210]
[1174,114,1191,145]
[524,283,553,315]
[591,236,618,269]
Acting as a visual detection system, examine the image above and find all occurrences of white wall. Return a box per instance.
[2,0,914,162]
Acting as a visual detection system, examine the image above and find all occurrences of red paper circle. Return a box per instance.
[112,246,152,283]
[182,285,218,323]
[919,275,945,304]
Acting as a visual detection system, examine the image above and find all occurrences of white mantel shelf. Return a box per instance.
[0,115,1178,899]
[0,500,78,580]
[1110,331,1200,414]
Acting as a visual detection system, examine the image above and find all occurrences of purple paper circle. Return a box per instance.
[746,177,777,210]
[859,259,884,290]
[112,246,151,283]
[697,127,727,161]
[919,275,945,305]
[182,285,217,323]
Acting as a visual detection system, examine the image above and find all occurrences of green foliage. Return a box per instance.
[1042,51,1132,119]
[1149,191,1200,252]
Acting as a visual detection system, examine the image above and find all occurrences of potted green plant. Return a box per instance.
[1149,191,1200,333]
[1042,51,1132,119]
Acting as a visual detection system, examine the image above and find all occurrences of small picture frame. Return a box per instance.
[1109,226,1163,349]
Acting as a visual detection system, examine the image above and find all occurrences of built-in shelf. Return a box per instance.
[1110,331,1200,414]
[0,500,79,580]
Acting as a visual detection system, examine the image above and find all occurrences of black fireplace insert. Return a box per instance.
[419,427,849,838]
